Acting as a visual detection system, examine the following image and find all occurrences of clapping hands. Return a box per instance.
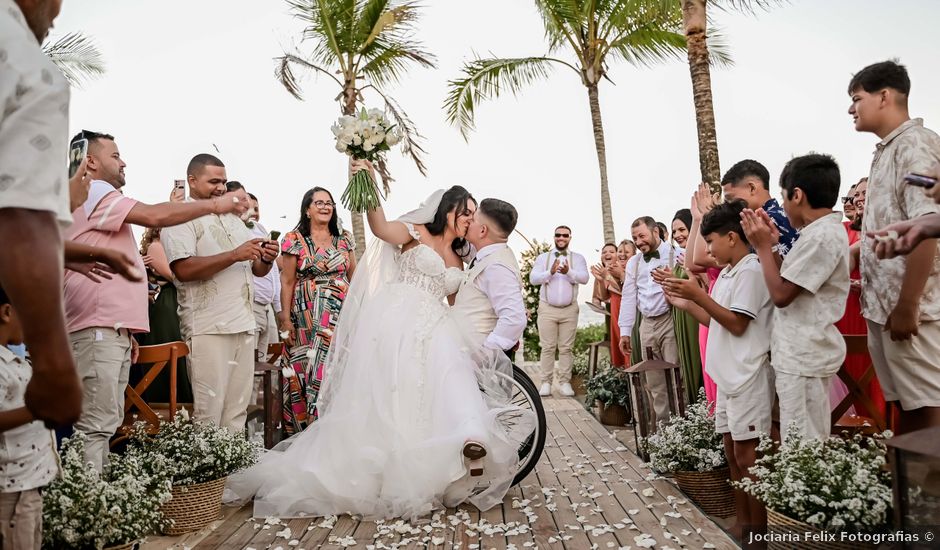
[740,208,780,251]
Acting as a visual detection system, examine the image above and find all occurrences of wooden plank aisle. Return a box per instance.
[138,397,736,549]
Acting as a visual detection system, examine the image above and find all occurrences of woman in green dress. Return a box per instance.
[669,209,704,405]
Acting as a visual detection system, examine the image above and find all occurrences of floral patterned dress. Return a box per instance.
[281,231,354,434]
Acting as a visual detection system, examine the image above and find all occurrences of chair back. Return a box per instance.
[121,341,189,433]
[831,334,890,434]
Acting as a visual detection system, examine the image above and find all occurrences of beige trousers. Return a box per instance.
[775,371,831,442]
[187,332,256,432]
[70,327,132,471]
[536,301,580,385]
[0,489,42,550]
[638,312,677,429]
[252,301,277,358]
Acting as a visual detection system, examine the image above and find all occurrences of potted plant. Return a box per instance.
[584,364,631,426]
[644,389,733,517]
[737,428,892,549]
[42,432,172,549]
[125,413,260,535]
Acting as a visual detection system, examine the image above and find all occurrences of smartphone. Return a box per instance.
[269,230,281,242]
[68,138,88,178]
[903,173,937,189]
[173,179,186,190]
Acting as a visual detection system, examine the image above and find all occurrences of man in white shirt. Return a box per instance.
[618,216,681,429]
[0,0,82,429]
[529,226,589,397]
[455,199,527,355]
[247,193,282,358]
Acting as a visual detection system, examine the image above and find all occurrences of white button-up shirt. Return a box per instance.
[618,239,681,336]
[250,222,281,313]
[0,346,58,492]
[529,248,589,307]
[0,0,73,226]
[473,243,527,351]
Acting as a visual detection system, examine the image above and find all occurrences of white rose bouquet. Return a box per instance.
[332,107,402,212]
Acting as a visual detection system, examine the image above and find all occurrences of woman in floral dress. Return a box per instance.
[279,187,356,434]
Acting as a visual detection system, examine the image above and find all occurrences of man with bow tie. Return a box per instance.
[618,216,682,429]
[530,226,589,397]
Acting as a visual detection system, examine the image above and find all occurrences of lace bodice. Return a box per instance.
[398,244,465,300]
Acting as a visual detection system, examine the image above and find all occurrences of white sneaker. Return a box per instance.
[559,383,575,397]
[539,382,552,397]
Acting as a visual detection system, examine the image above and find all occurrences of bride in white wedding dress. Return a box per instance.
[226,175,534,520]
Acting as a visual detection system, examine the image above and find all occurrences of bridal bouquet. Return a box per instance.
[332,107,402,212]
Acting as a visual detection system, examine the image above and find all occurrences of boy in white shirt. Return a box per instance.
[663,200,774,542]
[0,285,58,550]
[741,153,850,442]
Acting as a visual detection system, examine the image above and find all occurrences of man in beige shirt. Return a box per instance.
[849,60,940,434]
[163,154,279,431]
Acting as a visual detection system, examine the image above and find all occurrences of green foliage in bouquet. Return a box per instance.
[583,363,628,409]
[125,414,260,486]
[43,432,172,549]
[644,388,726,473]
[519,240,552,361]
[736,427,893,532]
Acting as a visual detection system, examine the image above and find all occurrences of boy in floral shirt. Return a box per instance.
[0,285,58,550]
[742,154,850,442]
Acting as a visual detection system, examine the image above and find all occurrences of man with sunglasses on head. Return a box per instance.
[529,225,589,397]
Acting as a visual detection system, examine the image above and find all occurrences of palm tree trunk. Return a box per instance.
[587,83,616,244]
[342,82,368,258]
[683,0,721,196]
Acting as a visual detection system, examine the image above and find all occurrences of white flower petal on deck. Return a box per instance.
[641,488,656,497]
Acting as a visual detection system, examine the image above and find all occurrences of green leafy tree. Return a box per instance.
[276,0,435,254]
[446,0,730,243]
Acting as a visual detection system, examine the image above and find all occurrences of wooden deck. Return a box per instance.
[141,397,737,549]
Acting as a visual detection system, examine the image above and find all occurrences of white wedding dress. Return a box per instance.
[226,230,534,520]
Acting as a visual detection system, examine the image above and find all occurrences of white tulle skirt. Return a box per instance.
[225,281,533,520]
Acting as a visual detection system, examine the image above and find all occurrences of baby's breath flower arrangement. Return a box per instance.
[643,388,726,473]
[43,432,172,549]
[125,414,260,486]
[736,427,892,532]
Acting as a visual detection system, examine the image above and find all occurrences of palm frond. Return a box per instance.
[534,0,586,52]
[275,53,343,100]
[702,26,733,68]
[359,40,435,88]
[607,26,686,67]
[707,0,788,15]
[287,0,347,69]
[42,32,105,87]
[444,56,576,140]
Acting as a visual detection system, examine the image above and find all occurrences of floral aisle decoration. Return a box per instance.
[43,432,172,549]
[125,413,260,534]
[737,428,892,537]
[333,107,402,212]
[519,240,551,361]
[644,388,733,516]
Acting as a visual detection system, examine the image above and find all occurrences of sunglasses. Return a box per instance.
[841,196,854,204]
[554,233,570,238]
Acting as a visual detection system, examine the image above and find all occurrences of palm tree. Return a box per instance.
[681,0,781,194]
[42,32,106,87]
[446,0,729,244]
[276,0,435,254]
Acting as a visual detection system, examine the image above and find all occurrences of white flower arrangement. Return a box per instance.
[518,240,552,359]
[43,432,173,549]
[332,107,402,212]
[643,388,726,473]
[736,427,893,532]
[125,414,260,486]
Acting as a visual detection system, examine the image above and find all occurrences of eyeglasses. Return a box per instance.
[313,200,335,209]
[841,196,854,204]
[554,233,570,238]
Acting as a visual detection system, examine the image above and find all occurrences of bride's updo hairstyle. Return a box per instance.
[425,185,475,257]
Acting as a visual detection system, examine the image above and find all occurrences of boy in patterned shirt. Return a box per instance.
[0,284,58,550]
[741,154,850,441]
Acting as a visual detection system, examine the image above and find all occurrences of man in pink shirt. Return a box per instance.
[64,130,248,470]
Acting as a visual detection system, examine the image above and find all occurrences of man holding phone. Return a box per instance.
[63,131,250,469]
[163,154,278,432]
[849,60,940,434]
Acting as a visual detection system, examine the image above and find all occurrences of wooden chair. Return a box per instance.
[587,339,610,379]
[831,334,890,436]
[248,342,285,449]
[111,341,189,448]
[624,348,686,461]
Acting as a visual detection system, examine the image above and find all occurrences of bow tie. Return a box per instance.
[554,251,567,257]
[643,250,660,262]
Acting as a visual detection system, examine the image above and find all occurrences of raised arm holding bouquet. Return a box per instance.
[333,108,402,213]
